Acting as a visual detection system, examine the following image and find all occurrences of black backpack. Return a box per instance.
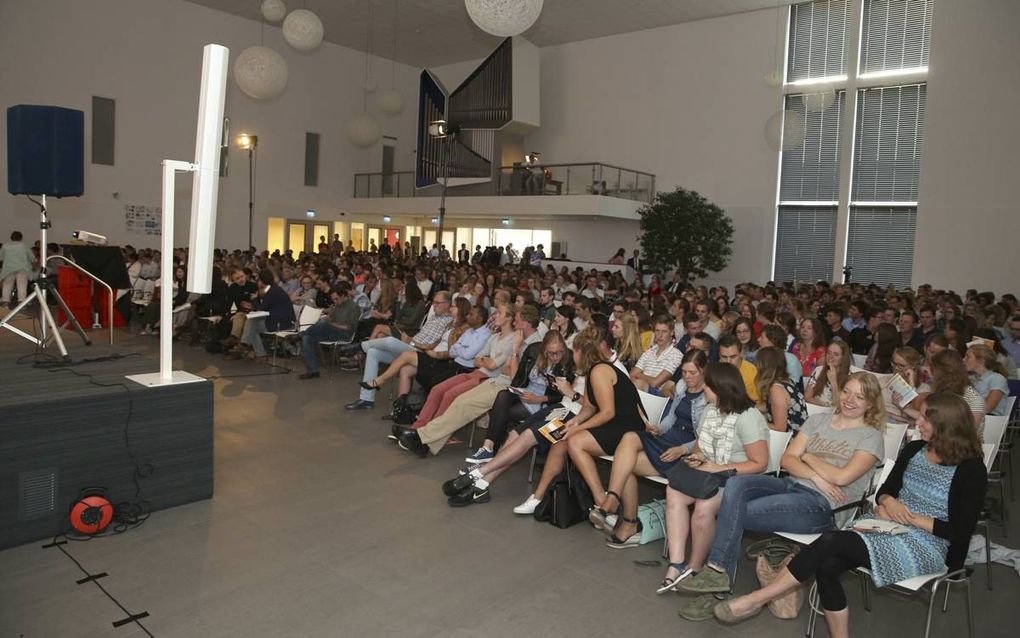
[533,467,593,529]
[391,386,427,425]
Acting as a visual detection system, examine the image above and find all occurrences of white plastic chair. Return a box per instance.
[637,390,670,427]
[265,305,323,368]
[766,429,793,476]
[852,353,867,368]
[883,422,909,460]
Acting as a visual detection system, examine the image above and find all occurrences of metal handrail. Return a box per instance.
[47,254,115,345]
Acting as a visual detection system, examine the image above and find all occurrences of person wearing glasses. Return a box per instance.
[344,291,454,411]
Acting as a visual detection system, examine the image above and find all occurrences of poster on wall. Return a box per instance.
[125,204,161,235]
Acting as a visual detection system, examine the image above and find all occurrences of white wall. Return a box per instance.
[913,0,1020,295]
[0,0,421,250]
[522,9,786,289]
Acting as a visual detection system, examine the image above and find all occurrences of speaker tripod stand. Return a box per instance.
[0,195,90,361]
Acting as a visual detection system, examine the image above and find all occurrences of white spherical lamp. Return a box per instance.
[346,114,382,147]
[234,46,289,100]
[802,86,836,113]
[465,0,544,37]
[765,110,807,151]
[261,0,287,23]
[377,88,405,116]
[283,9,324,52]
[364,77,378,93]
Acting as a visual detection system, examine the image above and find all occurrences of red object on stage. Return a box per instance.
[56,266,92,326]
[56,266,126,327]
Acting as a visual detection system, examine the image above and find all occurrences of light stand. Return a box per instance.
[0,195,91,360]
[238,133,257,252]
[124,161,207,387]
[429,120,454,266]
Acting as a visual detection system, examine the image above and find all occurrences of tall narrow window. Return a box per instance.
[91,96,115,166]
[304,132,320,186]
[859,0,933,76]
[786,0,850,83]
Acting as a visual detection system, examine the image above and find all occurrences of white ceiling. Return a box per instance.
[185,0,796,67]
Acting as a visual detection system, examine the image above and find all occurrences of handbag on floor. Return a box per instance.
[533,469,591,529]
[636,498,666,545]
[747,538,805,619]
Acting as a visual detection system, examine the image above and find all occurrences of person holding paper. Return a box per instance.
[964,344,1010,416]
[713,394,985,638]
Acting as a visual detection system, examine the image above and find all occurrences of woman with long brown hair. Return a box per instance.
[755,346,808,432]
[611,313,644,371]
[715,393,985,637]
[805,341,851,407]
[918,350,985,433]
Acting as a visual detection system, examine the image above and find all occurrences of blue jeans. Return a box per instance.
[359,336,413,402]
[709,475,834,581]
[301,322,351,373]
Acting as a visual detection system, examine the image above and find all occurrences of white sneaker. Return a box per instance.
[513,494,542,515]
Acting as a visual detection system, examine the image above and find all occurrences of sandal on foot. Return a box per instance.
[605,516,643,549]
[359,379,380,391]
[657,562,694,594]
[588,490,621,530]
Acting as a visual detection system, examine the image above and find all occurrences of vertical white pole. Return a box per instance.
[160,161,176,382]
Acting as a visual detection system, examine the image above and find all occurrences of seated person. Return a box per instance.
[885,346,930,427]
[757,324,802,382]
[629,316,683,391]
[588,350,708,543]
[353,298,471,401]
[460,329,574,465]
[395,306,543,456]
[658,364,769,594]
[792,318,827,377]
[369,281,427,341]
[407,303,515,432]
[343,291,454,411]
[675,372,885,608]
[411,304,490,392]
[222,267,257,347]
[717,335,760,404]
[289,275,317,307]
[964,343,1010,416]
[611,313,643,370]
[714,393,985,636]
[755,346,808,432]
[805,341,851,407]
[297,283,361,379]
[230,269,294,361]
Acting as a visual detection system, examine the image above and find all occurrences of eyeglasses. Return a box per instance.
[735,328,752,335]
[546,350,565,357]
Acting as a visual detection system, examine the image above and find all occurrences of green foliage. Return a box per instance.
[638,187,734,284]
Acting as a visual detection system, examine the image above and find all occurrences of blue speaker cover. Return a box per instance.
[7,105,85,197]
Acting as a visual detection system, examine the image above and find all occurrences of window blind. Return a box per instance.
[851,84,926,202]
[845,206,917,287]
[779,91,846,202]
[787,0,850,83]
[860,0,933,75]
[773,206,837,284]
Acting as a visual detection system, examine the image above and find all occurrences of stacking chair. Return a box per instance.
[264,305,323,369]
[981,415,1010,535]
[766,429,794,476]
[883,422,909,461]
[806,403,834,418]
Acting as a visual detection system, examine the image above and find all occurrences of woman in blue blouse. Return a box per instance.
[714,393,986,638]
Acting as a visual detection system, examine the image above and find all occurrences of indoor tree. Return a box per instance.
[638,187,733,284]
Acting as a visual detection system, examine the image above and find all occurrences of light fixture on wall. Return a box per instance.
[382,215,392,222]
[283,7,324,52]
[305,209,316,218]
[261,0,287,23]
[431,217,439,224]
[501,218,511,226]
[524,151,541,165]
[465,0,544,37]
[237,133,258,249]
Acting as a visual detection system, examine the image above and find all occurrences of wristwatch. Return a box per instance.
[571,392,581,402]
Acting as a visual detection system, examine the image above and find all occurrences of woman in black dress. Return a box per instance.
[562,332,645,526]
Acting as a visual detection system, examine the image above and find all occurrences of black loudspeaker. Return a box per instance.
[7,104,85,198]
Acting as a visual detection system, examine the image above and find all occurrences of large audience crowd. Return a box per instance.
[7,235,1016,635]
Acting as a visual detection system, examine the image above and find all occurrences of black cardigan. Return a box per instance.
[876,440,987,572]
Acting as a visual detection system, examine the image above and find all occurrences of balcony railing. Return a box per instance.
[353,162,656,203]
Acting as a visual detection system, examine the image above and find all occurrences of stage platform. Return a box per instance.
[0,342,214,550]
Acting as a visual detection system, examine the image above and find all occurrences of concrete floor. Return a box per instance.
[0,327,1017,637]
